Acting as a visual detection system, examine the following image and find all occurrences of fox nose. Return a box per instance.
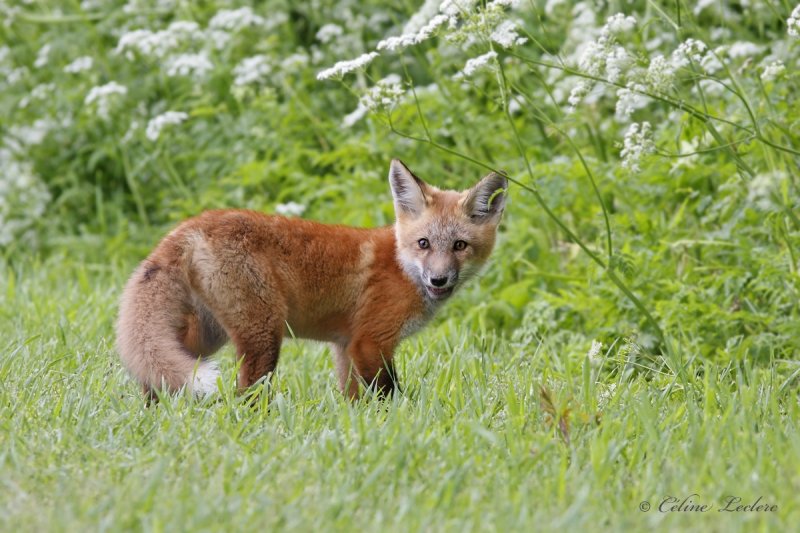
[430,276,448,287]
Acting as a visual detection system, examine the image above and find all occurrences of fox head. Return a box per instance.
[389,159,507,303]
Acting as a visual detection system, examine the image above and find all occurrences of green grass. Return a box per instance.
[2,0,800,530]
[1,251,798,531]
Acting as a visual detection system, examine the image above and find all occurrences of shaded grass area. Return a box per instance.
[1,254,798,532]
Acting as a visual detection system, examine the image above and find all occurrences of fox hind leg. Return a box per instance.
[234,323,284,390]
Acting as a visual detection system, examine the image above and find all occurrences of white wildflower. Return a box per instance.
[205,29,231,50]
[587,340,603,362]
[490,19,527,48]
[598,383,617,404]
[727,41,764,59]
[620,122,655,173]
[415,14,451,42]
[342,103,368,127]
[440,0,479,17]
[359,74,405,110]
[316,52,379,80]
[166,52,214,78]
[788,5,800,37]
[508,95,524,114]
[455,50,497,79]
[693,0,717,15]
[115,29,175,58]
[275,201,306,217]
[377,14,450,52]
[122,120,140,144]
[545,0,567,15]
[699,47,724,74]
[697,78,724,96]
[567,79,592,109]
[0,148,51,246]
[401,0,442,35]
[645,55,675,93]
[7,119,54,147]
[569,13,637,107]
[167,20,200,36]
[84,81,127,119]
[761,60,786,81]
[209,7,273,31]
[615,83,648,120]
[672,38,707,67]
[31,83,55,99]
[488,0,522,7]
[232,55,271,86]
[33,44,50,68]
[747,172,785,210]
[115,21,200,59]
[376,0,489,54]
[604,13,636,34]
[145,111,188,141]
[710,27,732,41]
[578,40,606,77]
[122,0,175,14]
[64,56,93,73]
[604,45,631,83]
[316,24,343,44]
[280,52,309,72]
[7,67,27,84]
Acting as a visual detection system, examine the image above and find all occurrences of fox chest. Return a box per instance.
[398,310,435,341]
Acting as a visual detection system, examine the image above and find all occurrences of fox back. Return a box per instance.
[116,159,507,400]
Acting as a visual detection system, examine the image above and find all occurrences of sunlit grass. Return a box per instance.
[1,255,798,531]
[2,0,800,530]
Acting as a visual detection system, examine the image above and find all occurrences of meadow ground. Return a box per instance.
[1,249,798,531]
[2,0,800,531]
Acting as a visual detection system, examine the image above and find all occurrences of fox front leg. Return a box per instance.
[333,337,399,399]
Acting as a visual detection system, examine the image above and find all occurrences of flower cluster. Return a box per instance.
[64,56,93,74]
[275,202,306,217]
[342,74,405,127]
[232,55,271,86]
[671,38,707,67]
[490,19,528,48]
[114,21,201,59]
[0,147,51,246]
[316,52,379,80]
[615,83,648,120]
[316,24,344,44]
[145,111,188,141]
[788,5,800,37]
[84,82,127,119]
[568,13,637,108]
[361,74,405,109]
[34,44,51,69]
[319,0,523,81]
[166,52,214,78]
[455,51,498,79]
[761,60,786,82]
[620,122,655,173]
[209,7,272,32]
[587,340,603,363]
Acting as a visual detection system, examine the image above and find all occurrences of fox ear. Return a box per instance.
[463,172,508,222]
[389,159,428,217]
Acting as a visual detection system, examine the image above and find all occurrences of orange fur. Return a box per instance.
[115,160,507,399]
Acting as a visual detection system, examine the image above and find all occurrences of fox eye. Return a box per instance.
[453,240,468,251]
[418,238,430,249]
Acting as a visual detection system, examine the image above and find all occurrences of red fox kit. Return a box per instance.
[116,160,507,399]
